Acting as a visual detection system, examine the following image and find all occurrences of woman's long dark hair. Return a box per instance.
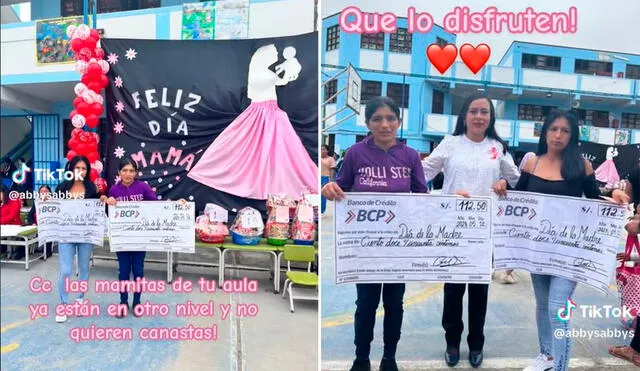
[452,93,508,153]
[537,109,584,180]
[57,155,97,195]
[118,158,139,172]
[365,96,400,123]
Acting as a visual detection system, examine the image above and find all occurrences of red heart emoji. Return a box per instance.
[460,43,490,74]
[426,44,457,74]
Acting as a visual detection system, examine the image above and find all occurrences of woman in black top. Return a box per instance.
[512,110,627,371]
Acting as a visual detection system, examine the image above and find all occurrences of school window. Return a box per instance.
[361,32,384,50]
[574,59,613,77]
[521,53,561,71]
[626,64,640,80]
[386,83,409,108]
[435,37,447,47]
[326,25,340,51]
[389,28,412,54]
[517,104,557,121]
[360,81,382,103]
[621,113,640,129]
[61,0,161,17]
[432,90,444,114]
[324,79,337,104]
[574,109,610,127]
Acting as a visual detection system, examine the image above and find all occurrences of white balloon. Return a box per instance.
[94,94,104,105]
[71,114,86,128]
[75,24,90,40]
[75,60,87,74]
[98,60,109,74]
[92,160,103,174]
[82,91,95,104]
[74,83,87,96]
[66,25,77,38]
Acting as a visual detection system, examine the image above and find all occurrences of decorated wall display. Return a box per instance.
[102,32,318,215]
[35,16,83,64]
[66,23,108,194]
[615,129,630,145]
[181,1,215,40]
[579,142,640,180]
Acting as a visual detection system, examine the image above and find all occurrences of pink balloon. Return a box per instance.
[71,114,86,128]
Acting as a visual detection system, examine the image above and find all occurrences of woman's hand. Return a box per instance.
[177,198,187,205]
[492,179,508,197]
[100,195,107,203]
[611,189,631,204]
[625,220,639,235]
[106,197,117,206]
[455,190,471,198]
[322,182,345,201]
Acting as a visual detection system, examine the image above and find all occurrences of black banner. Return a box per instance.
[578,142,640,180]
[102,33,318,215]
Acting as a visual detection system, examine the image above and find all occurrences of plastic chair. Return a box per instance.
[281,244,318,313]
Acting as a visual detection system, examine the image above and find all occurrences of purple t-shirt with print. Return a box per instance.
[336,137,428,193]
[108,180,157,201]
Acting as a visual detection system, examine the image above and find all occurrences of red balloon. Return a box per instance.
[66,150,77,161]
[81,73,92,86]
[68,137,79,150]
[73,96,84,108]
[90,29,100,40]
[72,128,84,138]
[70,38,83,52]
[76,143,89,155]
[89,168,99,182]
[90,103,103,116]
[99,74,109,88]
[77,102,91,117]
[88,82,101,93]
[86,63,102,78]
[94,48,104,59]
[84,36,98,50]
[86,115,99,128]
[87,152,99,164]
[93,177,107,195]
[69,110,78,120]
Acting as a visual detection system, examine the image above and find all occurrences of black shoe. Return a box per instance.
[445,347,460,367]
[349,358,371,371]
[469,350,483,368]
[379,357,398,371]
[115,303,128,318]
[132,303,142,318]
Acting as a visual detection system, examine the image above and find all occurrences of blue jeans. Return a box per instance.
[321,176,330,214]
[58,243,93,304]
[116,251,146,305]
[531,273,577,371]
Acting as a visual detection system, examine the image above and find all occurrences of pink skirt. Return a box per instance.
[594,159,620,186]
[188,100,318,200]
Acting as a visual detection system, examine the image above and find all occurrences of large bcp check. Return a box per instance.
[334,193,493,284]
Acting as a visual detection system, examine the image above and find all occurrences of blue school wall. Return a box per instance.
[322,15,640,153]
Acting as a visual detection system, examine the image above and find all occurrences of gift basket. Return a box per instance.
[265,193,295,246]
[230,207,264,245]
[195,203,229,244]
[291,198,316,245]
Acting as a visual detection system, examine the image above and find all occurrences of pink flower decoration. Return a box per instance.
[489,146,499,160]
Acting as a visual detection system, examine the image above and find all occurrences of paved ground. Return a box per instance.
[320,201,637,371]
[1,247,317,371]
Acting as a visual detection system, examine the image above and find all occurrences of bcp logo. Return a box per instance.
[114,210,140,219]
[497,205,537,220]
[345,209,395,224]
[40,205,60,214]
[557,299,577,321]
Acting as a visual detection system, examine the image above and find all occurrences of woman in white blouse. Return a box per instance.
[422,94,520,368]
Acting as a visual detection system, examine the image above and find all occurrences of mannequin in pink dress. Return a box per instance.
[187,44,318,200]
[595,147,620,187]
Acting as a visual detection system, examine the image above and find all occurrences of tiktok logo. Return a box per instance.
[557,299,577,321]
[11,164,29,184]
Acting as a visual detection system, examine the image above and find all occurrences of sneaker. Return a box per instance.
[75,298,86,317]
[55,315,67,323]
[379,357,398,371]
[349,358,371,371]
[523,354,553,371]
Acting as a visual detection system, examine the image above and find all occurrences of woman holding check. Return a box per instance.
[322,97,427,371]
[421,94,520,368]
[504,110,628,371]
[102,159,186,317]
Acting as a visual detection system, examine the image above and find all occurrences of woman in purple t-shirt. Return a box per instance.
[322,97,428,371]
